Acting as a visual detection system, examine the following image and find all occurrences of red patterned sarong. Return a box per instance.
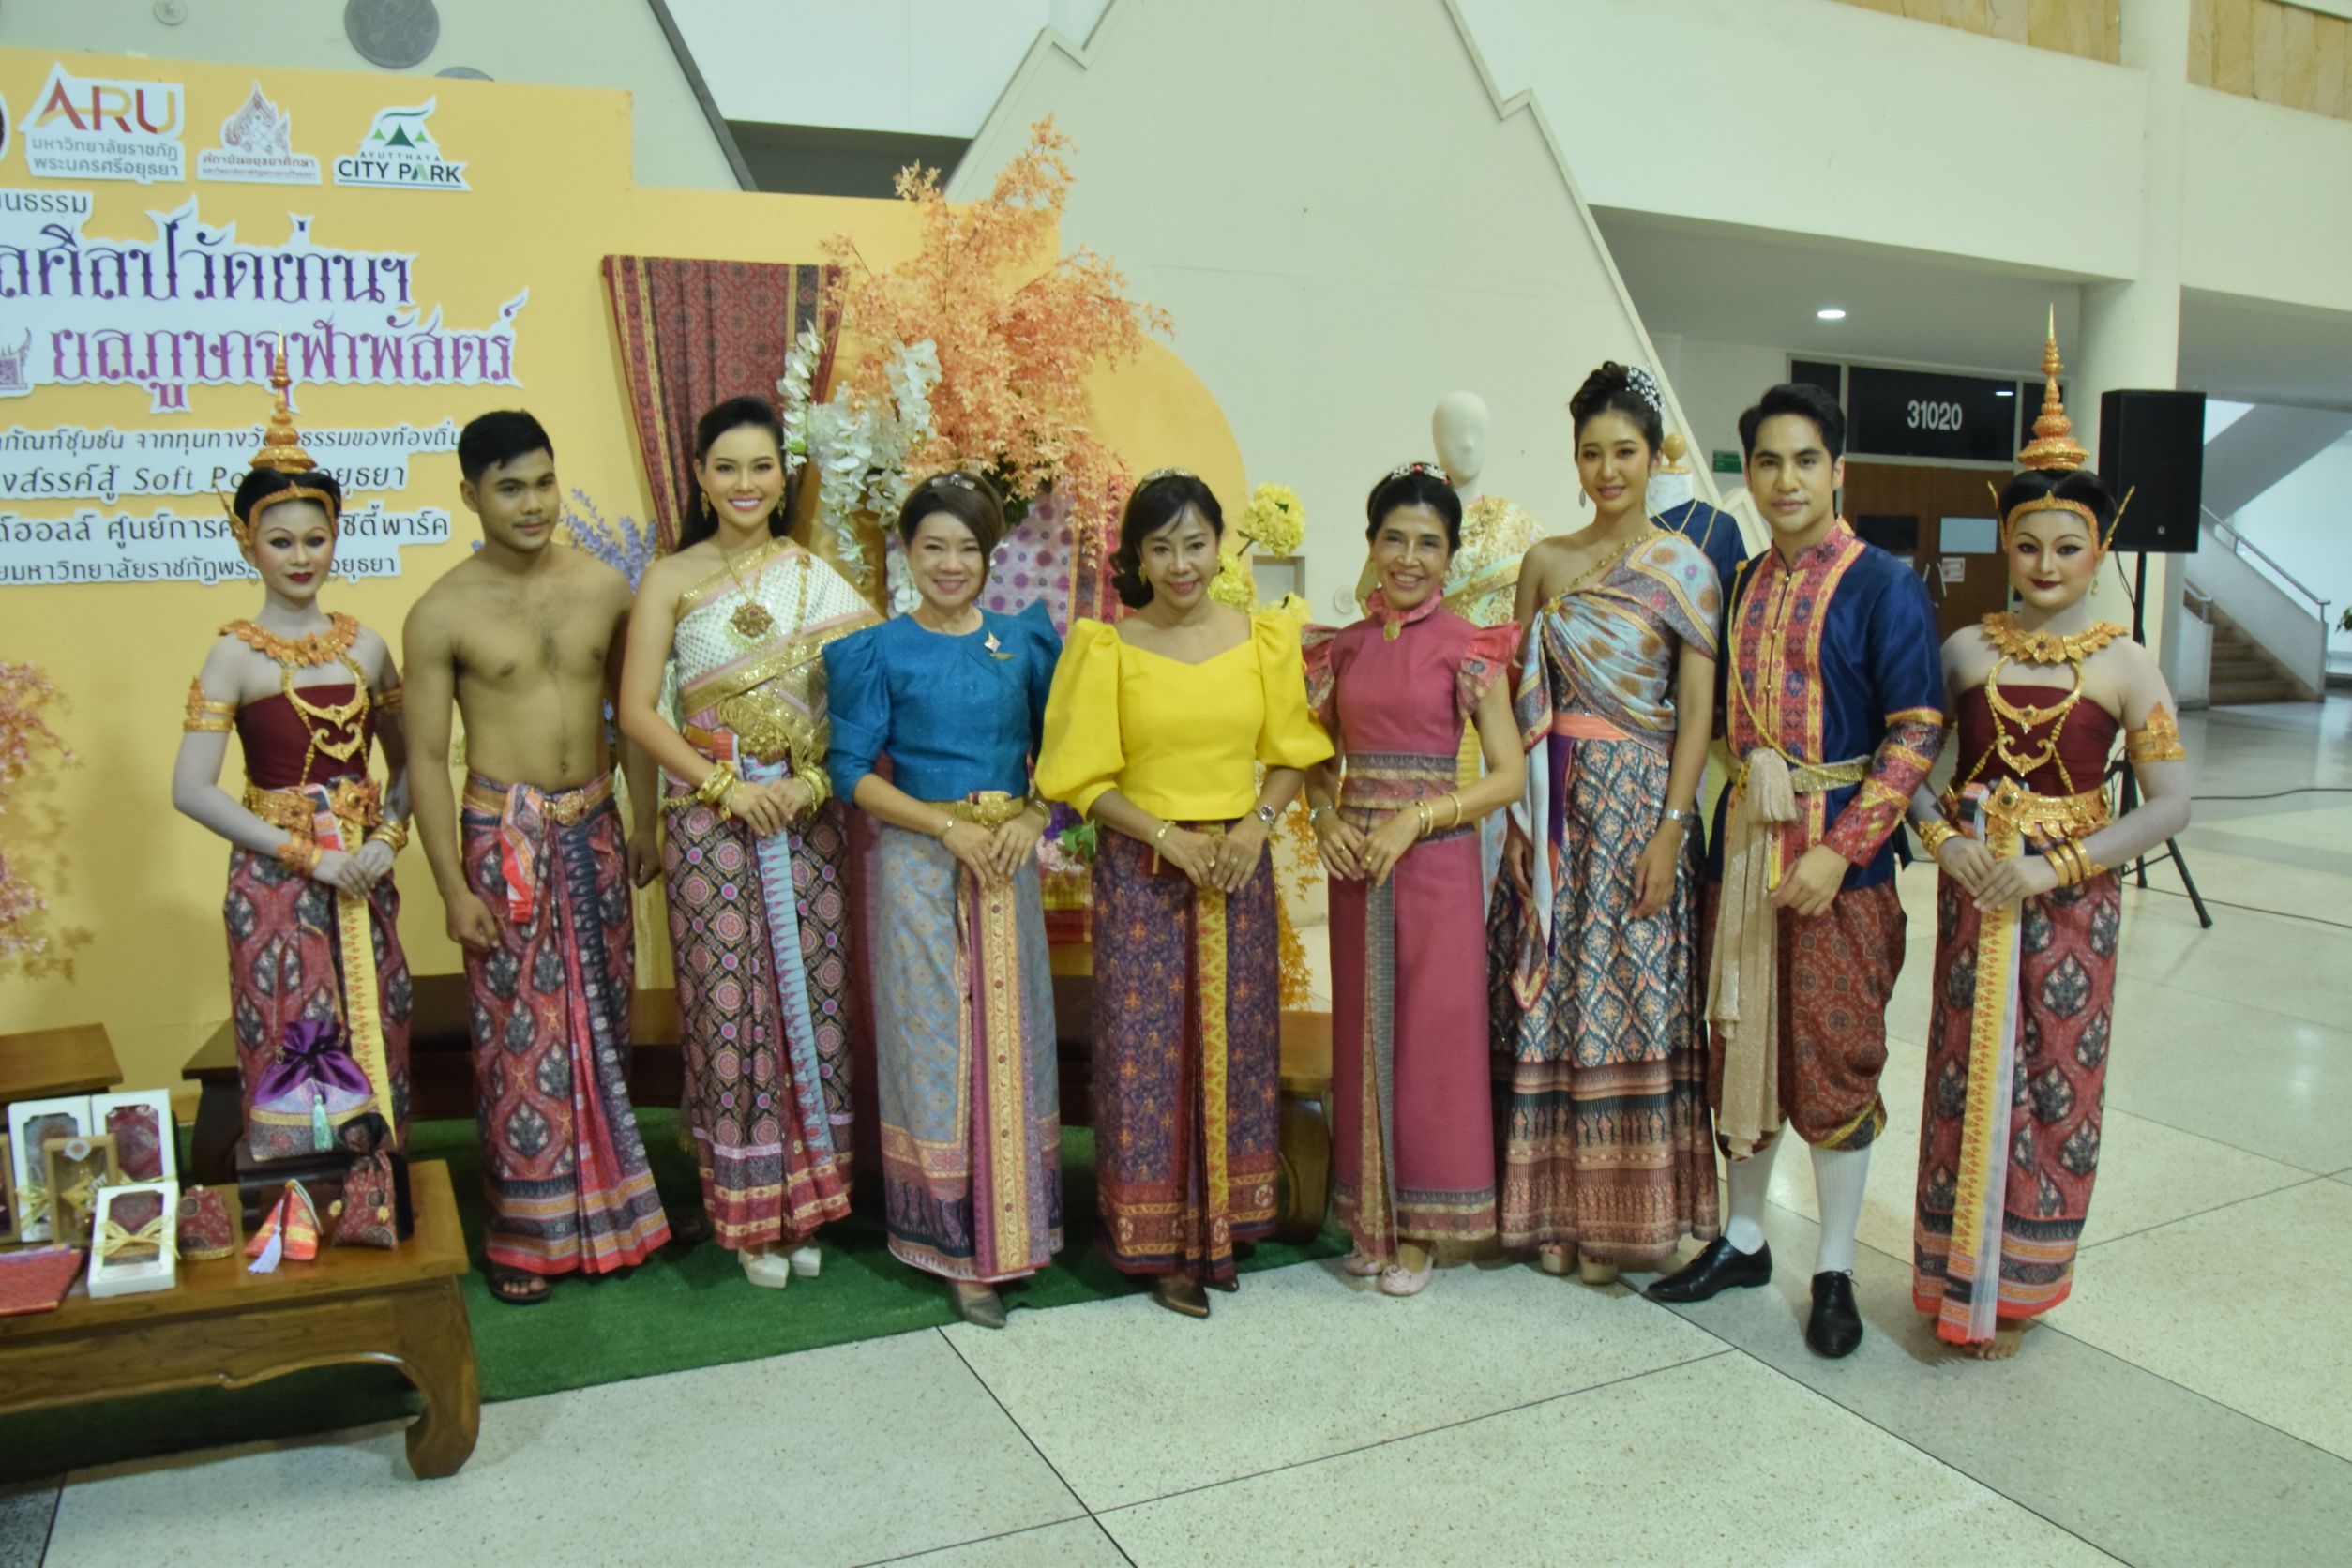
[1703,880,1905,1152]
[1913,868,2116,1337]
[1090,825,1280,1283]
[460,773,669,1275]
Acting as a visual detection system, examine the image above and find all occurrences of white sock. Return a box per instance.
[1810,1142,1872,1275]
[1722,1138,1778,1256]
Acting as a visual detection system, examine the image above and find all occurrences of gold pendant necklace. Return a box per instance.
[1548,522,1659,610]
[721,541,777,641]
[1982,611,2125,665]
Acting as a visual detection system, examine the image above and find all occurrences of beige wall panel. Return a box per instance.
[2252,0,2287,99]
[2027,0,2099,59]
[2215,0,2257,91]
[1988,0,2033,40]
[2190,0,2217,83]
[1904,0,1945,20]
[2322,16,2352,115]
[1943,0,1991,28]
[2283,5,2319,107]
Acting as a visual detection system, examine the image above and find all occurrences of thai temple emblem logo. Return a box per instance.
[22,64,187,185]
[334,98,468,191]
[196,83,322,186]
[0,332,34,398]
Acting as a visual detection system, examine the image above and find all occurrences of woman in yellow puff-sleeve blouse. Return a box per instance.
[1036,471,1331,1318]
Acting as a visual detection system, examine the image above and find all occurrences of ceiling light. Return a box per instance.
[1995,388,2013,397]
[1816,308,1847,321]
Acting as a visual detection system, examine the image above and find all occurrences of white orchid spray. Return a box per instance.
[776,331,943,591]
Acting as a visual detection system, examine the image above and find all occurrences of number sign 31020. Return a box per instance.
[1906,400,1965,432]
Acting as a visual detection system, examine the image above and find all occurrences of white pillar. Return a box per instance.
[2075,0,2191,667]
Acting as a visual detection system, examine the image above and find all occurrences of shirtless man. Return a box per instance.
[404,410,671,1304]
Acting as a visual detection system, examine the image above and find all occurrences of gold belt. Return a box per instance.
[926,791,1033,830]
[243,777,382,837]
[1728,755,1868,794]
[462,772,613,825]
[1946,777,2111,843]
[684,719,799,767]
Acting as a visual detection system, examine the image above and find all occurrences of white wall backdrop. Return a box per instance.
[2228,434,2352,656]
[946,0,1709,616]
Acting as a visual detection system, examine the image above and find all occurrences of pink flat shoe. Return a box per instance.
[1342,1250,1386,1277]
[1378,1259,1434,1297]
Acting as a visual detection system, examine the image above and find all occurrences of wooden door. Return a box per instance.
[1842,461,2012,641]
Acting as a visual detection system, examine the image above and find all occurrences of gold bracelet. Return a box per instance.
[1446,792,1464,830]
[937,814,957,840]
[1415,800,1433,838]
[366,820,410,854]
[275,835,323,876]
[2076,846,2108,882]
[1916,820,1960,857]
[2045,840,2081,887]
[694,762,739,808]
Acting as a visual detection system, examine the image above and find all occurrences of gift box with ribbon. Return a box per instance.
[88,1181,180,1299]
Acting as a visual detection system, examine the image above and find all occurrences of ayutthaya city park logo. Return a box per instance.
[332,98,469,191]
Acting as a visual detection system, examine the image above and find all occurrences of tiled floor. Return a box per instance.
[14,700,2352,1567]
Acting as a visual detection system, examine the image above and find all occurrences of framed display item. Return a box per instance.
[0,1134,13,1244]
[8,1095,91,1243]
[88,1180,180,1299]
[41,1134,120,1248]
[90,1089,177,1184]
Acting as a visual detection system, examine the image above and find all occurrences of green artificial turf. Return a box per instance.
[0,1111,1340,1481]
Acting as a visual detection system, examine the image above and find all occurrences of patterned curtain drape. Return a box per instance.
[599,256,840,554]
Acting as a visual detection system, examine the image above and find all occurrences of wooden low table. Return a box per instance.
[0,1023,120,1102]
[0,1160,478,1479]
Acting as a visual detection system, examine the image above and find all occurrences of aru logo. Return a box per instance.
[334,99,469,191]
[22,64,187,185]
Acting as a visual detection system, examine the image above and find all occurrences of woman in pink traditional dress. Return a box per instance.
[1302,463,1524,1296]
[1907,329,2191,1359]
[1490,362,1723,1285]
[619,396,879,1290]
[172,360,412,1159]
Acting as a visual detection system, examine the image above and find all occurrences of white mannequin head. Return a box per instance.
[1431,392,1488,502]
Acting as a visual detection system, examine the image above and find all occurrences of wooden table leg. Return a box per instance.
[392,1277,479,1480]
[1274,1086,1332,1244]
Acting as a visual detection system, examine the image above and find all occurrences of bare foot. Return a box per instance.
[1963,1322,2028,1360]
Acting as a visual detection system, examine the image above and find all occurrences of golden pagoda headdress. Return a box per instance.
[1995,308,2132,555]
[225,334,340,550]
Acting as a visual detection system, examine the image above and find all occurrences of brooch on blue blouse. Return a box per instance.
[985,631,1011,660]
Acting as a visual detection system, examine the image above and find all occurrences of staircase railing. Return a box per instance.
[2195,507,2329,697]
[2203,507,2331,626]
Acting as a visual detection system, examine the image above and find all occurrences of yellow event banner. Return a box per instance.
[0,44,1239,1093]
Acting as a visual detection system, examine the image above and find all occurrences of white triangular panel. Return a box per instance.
[953,0,1717,613]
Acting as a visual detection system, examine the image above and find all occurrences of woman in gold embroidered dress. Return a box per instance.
[619,395,879,1289]
[171,354,412,1156]
[1906,323,2192,1359]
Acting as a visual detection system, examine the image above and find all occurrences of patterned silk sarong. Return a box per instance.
[460,773,669,1275]
[1913,825,2118,1343]
[1090,825,1280,1283]
[876,816,1062,1282]
[224,840,412,1150]
[664,791,857,1248]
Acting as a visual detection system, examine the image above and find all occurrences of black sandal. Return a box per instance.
[665,1211,712,1249]
[487,1264,551,1305]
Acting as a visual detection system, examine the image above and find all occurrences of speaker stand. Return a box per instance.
[2118,550,2213,929]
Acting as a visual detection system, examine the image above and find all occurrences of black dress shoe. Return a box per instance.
[1204,1274,1240,1293]
[1806,1271,1863,1358]
[1645,1238,1772,1303]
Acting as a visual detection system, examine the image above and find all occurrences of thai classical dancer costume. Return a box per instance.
[459,767,670,1275]
[183,376,410,1158]
[1036,611,1331,1284]
[1908,327,2189,1349]
[1705,524,1942,1159]
[1489,530,1725,1263]
[1304,592,1516,1261]
[1442,496,1542,627]
[823,602,1065,1285]
[662,536,877,1250]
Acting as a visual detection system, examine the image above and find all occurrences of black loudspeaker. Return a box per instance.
[2097,389,2205,553]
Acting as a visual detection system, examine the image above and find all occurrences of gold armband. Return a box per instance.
[693,762,740,809]
[183,679,236,733]
[1916,820,1962,857]
[374,686,404,715]
[275,835,323,877]
[2124,702,2187,764]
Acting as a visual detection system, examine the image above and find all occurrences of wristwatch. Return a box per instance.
[1254,802,1280,828]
